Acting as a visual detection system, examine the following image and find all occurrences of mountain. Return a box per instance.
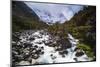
[12,1,96,64]
[62,6,96,59]
[31,9,68,24]
[25,2,83,24]
[12,1,39,20]
[12,1,48,32]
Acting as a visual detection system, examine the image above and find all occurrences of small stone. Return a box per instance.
[18,61,30,65]
[32,54,39,59]
[41,51,44,55]
[59,51,63,55]
[51,56,57,60]
[32,50,36,53]
[63,50,68,55]
[74,48,80,51]
[29,37,35,41]
[73,58,78,61]
[62,55,65,57]
[32,59,36,64]
[34,45,38,48]
[38,49,42,52]
[23,43,32,48]
[50,54,53,56]
[41,46,44,50]
[75,52,84,57]
[12,51,18,55]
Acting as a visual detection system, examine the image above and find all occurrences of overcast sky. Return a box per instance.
[25,2,84,23]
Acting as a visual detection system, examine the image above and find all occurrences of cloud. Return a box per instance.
[25,2,84,23]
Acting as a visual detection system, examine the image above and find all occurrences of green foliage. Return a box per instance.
[12,14,48,33]
[47,22,68,39]
[62,6,96,60]
[77,43,91,52]
[63,6,96,45]
[77,43,95,59]
[12,1,48,33]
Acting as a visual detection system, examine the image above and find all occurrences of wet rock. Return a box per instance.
[33,35,42,39]
[34,45,38,48]
[29,37,35,41]
[12,33,21,42]
[55,46,62,51]
[40,51,44,55]
[57,38,72,49]
[73,58,78,61]
[32,49,36,53]
[50,54,57,60]
[32,59,36,64]
[35,50,41,55]
[49,43,59,47]
[39,32,44,35]
[23,54,30,61]
[75,52,84,57]
[59,51,64,55]
[63,50,68,55]
[12,51,18,55]
[35,42,42,44]
[38,49,42,52]
[62,54,65,57]
[27,57,32,63]
[18,61,30,65]
[74,48,80,51]
[14,55,24,62]
[59,50,68,56]
[50,54,53,57]
[29,48,35,52]
[45,41,53,46]
[23,43,32,48]
[32,54,40,59]
[12,30,89,64]
[41,46,44,50]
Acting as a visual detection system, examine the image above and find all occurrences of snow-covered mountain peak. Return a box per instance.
[25,2,83,24]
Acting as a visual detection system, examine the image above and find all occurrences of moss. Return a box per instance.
[77,43,95,59]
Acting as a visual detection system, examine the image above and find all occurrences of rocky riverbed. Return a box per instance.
[12,30,90,65]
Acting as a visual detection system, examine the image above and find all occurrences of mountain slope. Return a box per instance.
[12,1,48,32]
[62,6,96,59]
[25,2,83,24]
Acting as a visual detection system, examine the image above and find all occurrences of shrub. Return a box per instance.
[77,43,95,59]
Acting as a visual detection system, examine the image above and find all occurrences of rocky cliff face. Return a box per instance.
[12,1,48,32]
[12,1,39,20]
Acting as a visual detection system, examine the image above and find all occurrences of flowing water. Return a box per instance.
[12,30,90,65]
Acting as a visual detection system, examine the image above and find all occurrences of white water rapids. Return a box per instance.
[12,30,91,65]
